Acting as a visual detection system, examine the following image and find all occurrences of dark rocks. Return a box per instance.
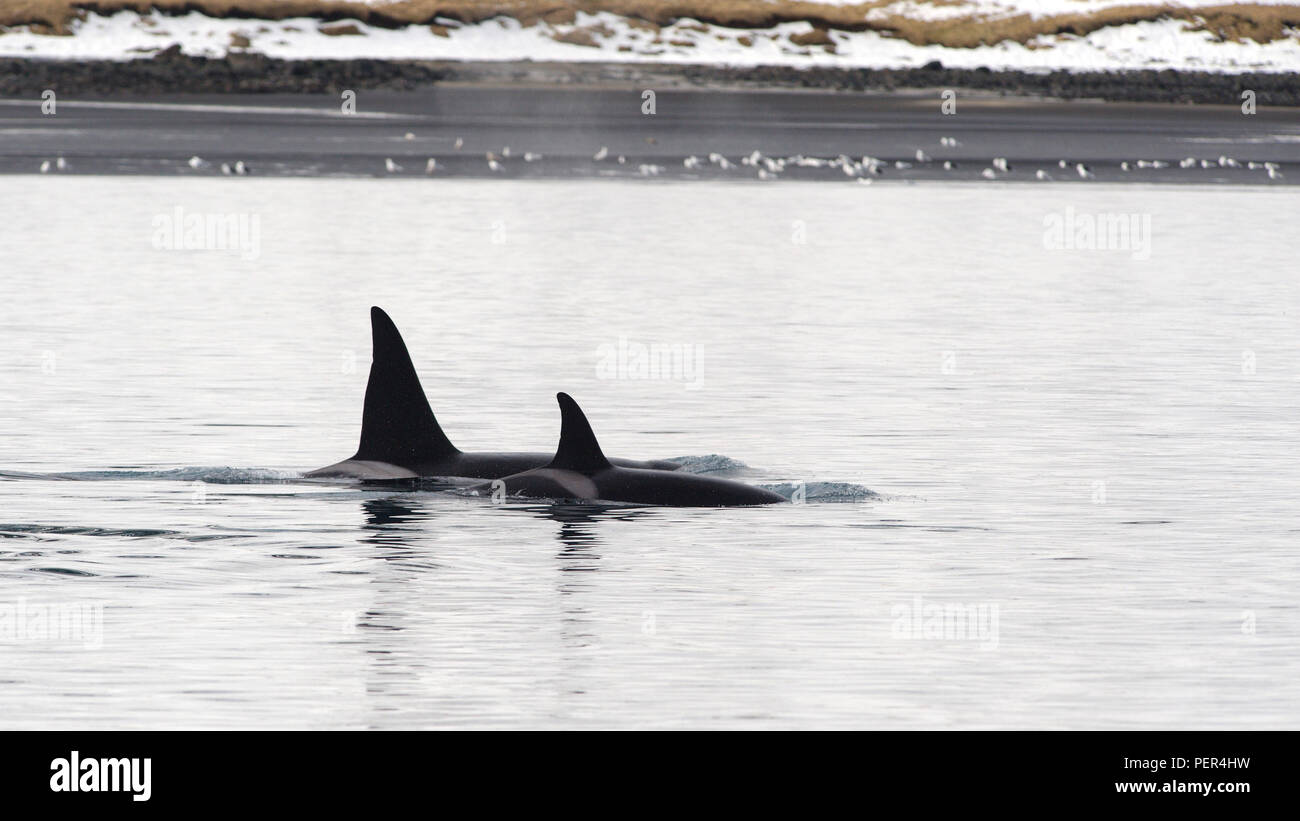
[0,50,452,96]
[0,51,1297,106]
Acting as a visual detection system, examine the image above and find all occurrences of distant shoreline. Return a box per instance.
[4,49,1300,106]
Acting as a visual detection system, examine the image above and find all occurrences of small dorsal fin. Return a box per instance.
[353,307,459,465]
[548,393,613,473]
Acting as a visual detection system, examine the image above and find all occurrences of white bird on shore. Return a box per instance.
[1076,162,1093,179]
[943,160,955,170]
[992,157,1010,172]
[1035,169,1052,180]
[39,160,51,173]
[404,132,415,141]
[683,155,701,169]
[220,163,233,175]
[1121,162,1130,172]
[502,146,511,158]
[617,155,626,164]
[188,155,207,169]
[1268,165,1284,180]
[708,152,732,170]
[593,146,608,161]
[758,168,776,180]
[488,158,501,172]
[894,160,912,170]
[1151,160,1169,168]
[454,137,463,150]
[1218,155,1240,168]
[1058,159,1068,169]
[234,161,248,175]
[856,177,872,185]
[981,168,997,179]
[385,158,403,173]
[524,152,541,162]
[742,149,762,166]
[915,149,930,162]
[55,156,67,171]
[425,158,438,173]
[638,164,664,176]
[1201,159,1214,169]
[1180,157,1197,168]
[940,137,960,147]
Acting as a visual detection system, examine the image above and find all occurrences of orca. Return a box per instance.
[475,393,787,507]
[306,308,680,481]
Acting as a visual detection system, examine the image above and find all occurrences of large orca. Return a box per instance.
[307,308,680,480]
[475,393,787,507]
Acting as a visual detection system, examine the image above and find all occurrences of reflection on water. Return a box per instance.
[360,495,427,548]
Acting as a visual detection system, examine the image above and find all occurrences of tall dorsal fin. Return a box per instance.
[352,306,459,465]
[548,393,613,473]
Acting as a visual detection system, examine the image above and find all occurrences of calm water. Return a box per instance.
[1,177,1297,729]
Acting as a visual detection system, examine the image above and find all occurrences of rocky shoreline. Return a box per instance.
[3,47,1300,105]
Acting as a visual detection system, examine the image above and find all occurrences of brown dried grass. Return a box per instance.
[3,1,1299,48]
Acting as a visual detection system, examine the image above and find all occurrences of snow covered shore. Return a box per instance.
[2,3,1299,74]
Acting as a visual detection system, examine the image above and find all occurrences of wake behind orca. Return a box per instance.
[473,393,788,507]
[307,307,680,481]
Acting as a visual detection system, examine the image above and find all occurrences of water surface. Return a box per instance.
[2,178,1297,728]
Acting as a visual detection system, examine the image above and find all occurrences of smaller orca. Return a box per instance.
[476,393,788,507]
[307,308,679,481]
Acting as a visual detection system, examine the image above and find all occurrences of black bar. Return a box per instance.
[1,731,1286,808]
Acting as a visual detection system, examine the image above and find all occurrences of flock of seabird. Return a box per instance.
[362,133,1287,182]
[30,136,1286,182]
